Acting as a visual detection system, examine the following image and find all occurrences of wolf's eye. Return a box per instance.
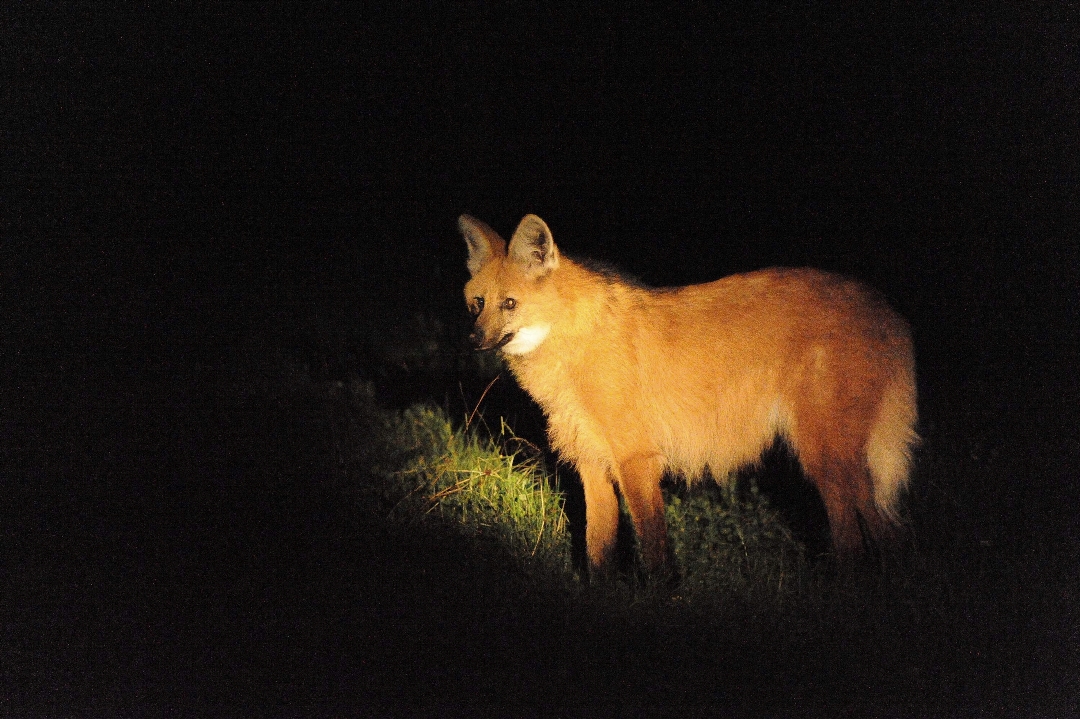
[470,297,484,316]
[501,298,517,311]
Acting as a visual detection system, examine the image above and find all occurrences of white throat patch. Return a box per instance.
[501,324,551,355]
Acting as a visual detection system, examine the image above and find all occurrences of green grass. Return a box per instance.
[335,380,573,580]
[310,365,1075,715]
[334,376,818,601]
[145,356,1080,708]
[664,481,809,601]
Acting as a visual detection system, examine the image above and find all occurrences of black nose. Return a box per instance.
[468,329,485,349]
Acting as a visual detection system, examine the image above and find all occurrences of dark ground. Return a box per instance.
[1,349,1077,717]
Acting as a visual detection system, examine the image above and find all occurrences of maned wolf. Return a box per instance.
[461,214,918,575]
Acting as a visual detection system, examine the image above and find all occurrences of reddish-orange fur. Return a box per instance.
[461,214,918,574]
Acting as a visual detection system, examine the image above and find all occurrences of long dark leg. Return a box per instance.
[617,454,670,574]
[580,462,620,574]
[800,450,866,556]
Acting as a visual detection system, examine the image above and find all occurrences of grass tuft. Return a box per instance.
[336,382,572,579]
[665,481,809,601]
[335,378,820,598]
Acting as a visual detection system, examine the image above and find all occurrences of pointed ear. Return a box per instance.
[508,214,559,276]
[459,215,507,277]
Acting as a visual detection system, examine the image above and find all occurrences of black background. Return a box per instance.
[6,2,1078,525]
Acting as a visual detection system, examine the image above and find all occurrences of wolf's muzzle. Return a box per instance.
[469,329,514,351]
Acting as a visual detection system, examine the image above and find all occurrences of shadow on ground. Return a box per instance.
[1,354,1076,717]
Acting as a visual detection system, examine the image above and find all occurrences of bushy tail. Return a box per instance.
[866,366,919,523]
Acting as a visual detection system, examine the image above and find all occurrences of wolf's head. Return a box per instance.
[460,214,560,355]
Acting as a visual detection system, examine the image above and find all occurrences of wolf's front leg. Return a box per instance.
[617,453,671,575]
[580,462,620,578]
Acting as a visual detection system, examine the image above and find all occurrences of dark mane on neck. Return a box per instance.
[569,255,650,289]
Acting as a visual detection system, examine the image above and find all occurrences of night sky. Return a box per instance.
[8,3,1078,492]
[2,4,1080,709]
